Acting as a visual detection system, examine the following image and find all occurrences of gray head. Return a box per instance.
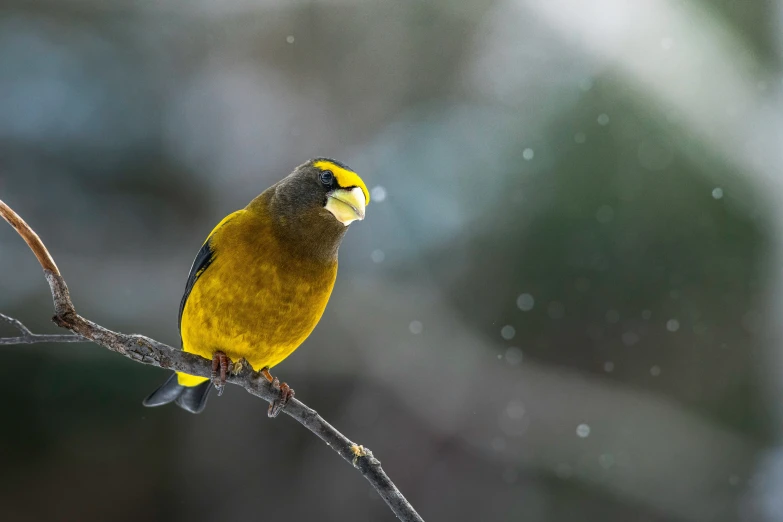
[256,158,370,261]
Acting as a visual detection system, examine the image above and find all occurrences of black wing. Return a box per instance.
[178,239,215,334]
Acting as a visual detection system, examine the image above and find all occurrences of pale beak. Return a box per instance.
[325,187,366,226]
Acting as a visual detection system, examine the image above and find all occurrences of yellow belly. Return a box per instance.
[177,211,337,386]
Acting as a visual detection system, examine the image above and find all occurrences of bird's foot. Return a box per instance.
[211,351,231,396]
[261,367,295,418]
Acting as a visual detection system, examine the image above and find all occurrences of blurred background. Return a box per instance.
[1,0,782,520]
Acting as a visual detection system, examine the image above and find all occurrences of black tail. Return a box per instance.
[142,373,213,414]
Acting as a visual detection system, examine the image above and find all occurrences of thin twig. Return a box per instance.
[0,313,86,345]
[0,197,424,522]
[0,200,60,274]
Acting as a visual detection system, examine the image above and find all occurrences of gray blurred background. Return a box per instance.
[2,1,783,521]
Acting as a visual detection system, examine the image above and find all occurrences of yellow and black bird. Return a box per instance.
[143,158,368,415]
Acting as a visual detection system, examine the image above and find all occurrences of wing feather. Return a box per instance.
[177,210,244,334]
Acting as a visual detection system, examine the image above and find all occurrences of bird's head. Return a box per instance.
[275,158,369,227]
[249,158,369,260]
[311,158,369,226]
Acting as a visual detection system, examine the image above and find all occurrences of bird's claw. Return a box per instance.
[261,367,294,418]
[211,351,230,396]
[268,377,294,418]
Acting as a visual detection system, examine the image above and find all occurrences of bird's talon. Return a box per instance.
[281,382,294,404]
[211,351,231,392]
[266,373,294,418]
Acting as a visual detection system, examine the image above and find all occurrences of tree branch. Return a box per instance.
[0,197,424,522]
[0,313,86,345]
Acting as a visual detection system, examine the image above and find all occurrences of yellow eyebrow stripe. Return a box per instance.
[314,160,370,204]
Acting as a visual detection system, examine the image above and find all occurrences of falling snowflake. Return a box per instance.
[371,186,387,202]
[517,293,535,311]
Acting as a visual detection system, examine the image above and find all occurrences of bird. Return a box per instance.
[142,158,369,415]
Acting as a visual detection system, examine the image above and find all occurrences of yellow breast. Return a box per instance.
[178,209,337,382]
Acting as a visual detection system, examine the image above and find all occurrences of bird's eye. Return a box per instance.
[319,170,334,185]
